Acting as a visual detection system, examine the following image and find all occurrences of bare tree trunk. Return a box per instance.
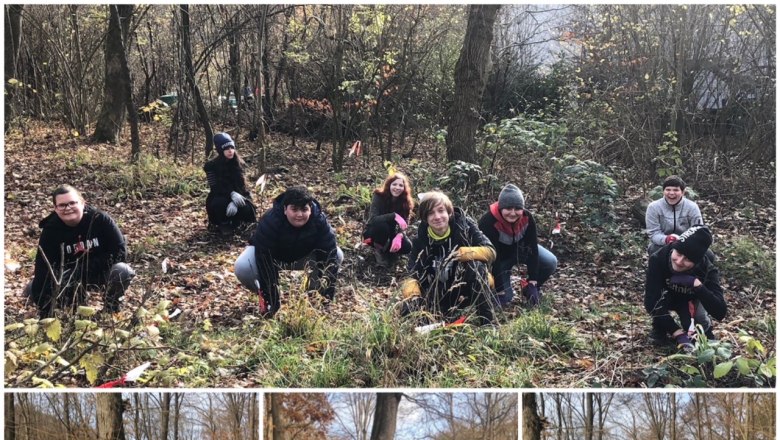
[271,394,285,440]
[251,5,269,173]
[160,393,171,440]
[585,393,594,440]
[173,393,183,440]
[370,393,402,440]
[522,393,543,440]
[4,5,24,132]
[4,392,15,440]
[179,5,214,158]
[110,4,141,161]
[97,393,126,440]
[93,4,134,143]
[445,5,500,164]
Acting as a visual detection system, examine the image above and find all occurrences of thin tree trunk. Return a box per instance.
[4,392,15,440]
[179,5,214,158]
[160,393,171,440]
[4,5,24,132]
[271,394,285,440]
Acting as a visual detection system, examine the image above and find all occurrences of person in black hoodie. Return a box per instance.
[362,172,415,268]
[401,191,497,325]
[24,185,135,317]
[478,184,557,307]
[644,225,726,352]
[203,132,256,234]
[234,186,343,316]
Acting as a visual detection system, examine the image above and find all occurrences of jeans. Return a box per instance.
[492,245,557,305]
[235,246,345,289]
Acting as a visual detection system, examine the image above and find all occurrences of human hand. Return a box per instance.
[389,233,403,252]
[669,274,697,287]
[226,202,238,217]
[394,213,408,230]
[230,191,246,207]
[665,234,680,244]
[675,333,694,353]
[453,246,494,262]
[525,284,540,307]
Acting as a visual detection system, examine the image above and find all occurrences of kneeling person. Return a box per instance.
[25,185,135,317]
[402,191,496,326]
[644,225,726,351]
[234,186,343,316]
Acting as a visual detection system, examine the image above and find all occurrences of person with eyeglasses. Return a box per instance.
[478,184,557,307]
[204,132,256,235]
[24,185,135,317]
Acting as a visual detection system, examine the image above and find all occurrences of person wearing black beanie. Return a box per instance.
[644,225,726,352]
[203,132,256,234]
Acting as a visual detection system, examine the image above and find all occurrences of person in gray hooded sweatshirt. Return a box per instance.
[645,175,704,255]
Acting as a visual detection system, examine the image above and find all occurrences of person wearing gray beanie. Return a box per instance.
[478,183,557,307]
[644,225,726,352]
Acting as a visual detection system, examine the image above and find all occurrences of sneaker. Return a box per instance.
[648,328,671,346]
[218,222,235,236]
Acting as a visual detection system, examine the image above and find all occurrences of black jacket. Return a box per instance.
[644,245,727,334]
[408,208,493,283]
[203,157,252,201]
[30,206,127,301]
[478,202,539,278]
[250,193,339,301]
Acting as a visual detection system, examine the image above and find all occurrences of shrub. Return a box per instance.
[716,236,776,290]
[550,154,619,227]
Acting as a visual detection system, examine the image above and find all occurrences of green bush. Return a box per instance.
[716,236,776,290]
[550,154,619,227]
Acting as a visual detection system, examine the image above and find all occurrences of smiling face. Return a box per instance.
[426,202,450,236]
[663,186,683,205]
[284,204,312,228]
[670,248,695,272]
[500,207,523,223]
[54,190,85,227]
[389,178,405,198]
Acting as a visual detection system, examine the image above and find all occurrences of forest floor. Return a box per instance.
[4,120,776,389]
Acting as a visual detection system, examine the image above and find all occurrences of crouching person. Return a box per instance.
[644,225,726,352]
[401,191,497,326]
[478,184,557,307]
[25,185,135,318]
[234,186,343,317]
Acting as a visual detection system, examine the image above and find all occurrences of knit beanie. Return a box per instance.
[213,132,236,153]
[498,184,525,210]
[672,225,712,264]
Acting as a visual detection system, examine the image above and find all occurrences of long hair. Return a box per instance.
[375,172,414,220]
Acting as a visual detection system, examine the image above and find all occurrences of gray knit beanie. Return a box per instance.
[498,184,525,210]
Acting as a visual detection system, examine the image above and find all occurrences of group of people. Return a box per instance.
[24,133,727,352]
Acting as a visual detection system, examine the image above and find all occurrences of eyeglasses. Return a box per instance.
[55,201,80,211]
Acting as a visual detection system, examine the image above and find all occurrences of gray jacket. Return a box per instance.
[645,197,703,250]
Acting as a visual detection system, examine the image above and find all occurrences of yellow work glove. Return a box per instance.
[455,246,496,263]
[488,272,495,289]
[401,278,422,299]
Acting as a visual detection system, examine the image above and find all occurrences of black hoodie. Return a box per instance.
[644,244,726,335]
[30,205,127,304]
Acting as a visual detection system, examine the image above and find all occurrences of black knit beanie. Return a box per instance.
[672,225,712,264]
